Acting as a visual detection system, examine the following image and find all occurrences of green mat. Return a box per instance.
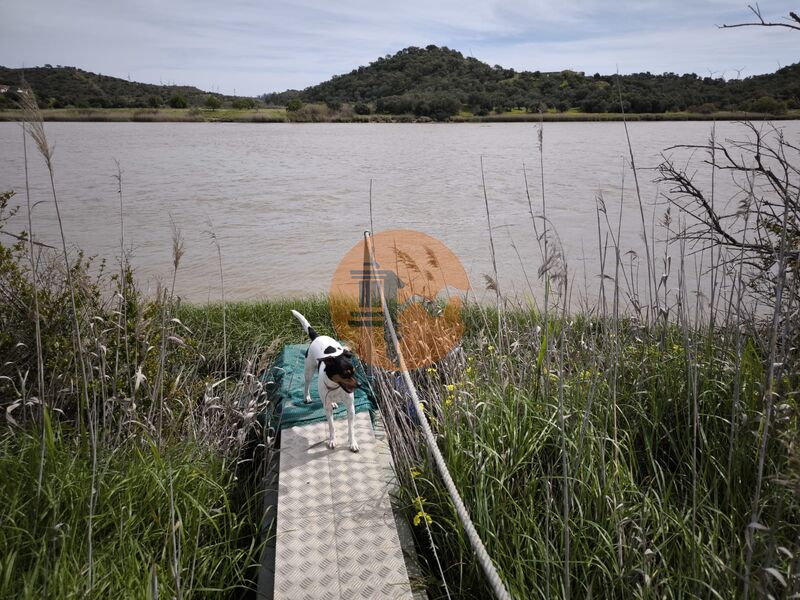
[263,344,377,430]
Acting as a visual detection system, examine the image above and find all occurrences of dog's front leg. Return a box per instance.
[346,396,358,452]
[325,400,336,449]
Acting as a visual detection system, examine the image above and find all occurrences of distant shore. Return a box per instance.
[0,107,796,123]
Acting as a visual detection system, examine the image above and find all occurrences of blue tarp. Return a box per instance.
[263,344,376,430]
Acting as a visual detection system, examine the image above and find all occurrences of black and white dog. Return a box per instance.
[291,310,359,452]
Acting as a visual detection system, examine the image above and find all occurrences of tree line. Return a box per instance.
[0,65,255,110]
[2,48,797,120]
[263,45,799,120]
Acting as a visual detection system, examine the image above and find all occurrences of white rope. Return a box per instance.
[364,232,512,600]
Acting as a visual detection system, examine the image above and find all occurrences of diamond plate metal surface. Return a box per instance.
[275,412,414,600]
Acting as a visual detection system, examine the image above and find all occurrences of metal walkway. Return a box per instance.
[273,412,415,600]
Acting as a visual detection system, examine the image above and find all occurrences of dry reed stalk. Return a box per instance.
[615,73,656,320]
[536,112,554,436]
[743,185,796,598]
[557,273,571,600]
[20,89,98,593]
[205,218,227,378]
[112,159,131,403]
[154,220,185,444]
[479,156,503,354]
[609,164,627,460]
[707,123,720,331]
[20,117,47,501]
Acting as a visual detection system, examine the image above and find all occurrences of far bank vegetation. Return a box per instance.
[2,43,799,122]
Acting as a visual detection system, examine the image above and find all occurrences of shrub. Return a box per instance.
[748,95,788,115]
[204,95,222,110]
[231,97,256,110]
[286,98,303,112]
[377,94,415,114]
[168,94,188,109]
[413,93,460,121]
[286,103,330,122]
[694,102,717,114]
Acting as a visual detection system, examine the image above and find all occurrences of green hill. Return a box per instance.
[264,45,800,120]
[0,65,253,109]
[2,48,797,120]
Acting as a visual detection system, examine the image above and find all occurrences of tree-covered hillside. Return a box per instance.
[0,65,251,109]
[264,45,800,120]
[2,47,797,120]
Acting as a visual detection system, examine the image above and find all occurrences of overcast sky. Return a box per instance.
[2,1,798,97]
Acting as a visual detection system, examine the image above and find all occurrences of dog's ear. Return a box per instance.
[342,349,354,359]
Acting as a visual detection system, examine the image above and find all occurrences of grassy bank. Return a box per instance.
[0,431,259,597]
[2,269,799,598]
[181,298,800,598]
[1,106,797,123]
[379,308,798,598]
[0,169,282,597]
[0,107,287,123]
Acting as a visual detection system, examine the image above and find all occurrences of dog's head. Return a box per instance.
[320,349,358,394]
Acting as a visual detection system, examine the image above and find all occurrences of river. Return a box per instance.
[1,120,795,308]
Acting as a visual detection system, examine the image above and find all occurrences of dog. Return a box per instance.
[291,310,359,452]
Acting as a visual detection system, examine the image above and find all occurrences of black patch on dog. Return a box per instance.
[323,345,337,355]
[320,353,357,388]
[307,325,318,341]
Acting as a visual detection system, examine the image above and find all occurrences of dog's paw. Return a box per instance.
[330,402,338,410]
[349,441,359,453]
[304,396,312,404]
[327,439,336,450]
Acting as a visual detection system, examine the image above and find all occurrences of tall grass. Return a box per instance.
[0,104,274,597]
[0,427,260,598]
[3,220,796,599]
[364,121,800,599]
[378,307,798,598]
[0,211,272,598]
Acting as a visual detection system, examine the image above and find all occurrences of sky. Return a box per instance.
[2,1,798,97]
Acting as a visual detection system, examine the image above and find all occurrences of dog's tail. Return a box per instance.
[291,310,318,341]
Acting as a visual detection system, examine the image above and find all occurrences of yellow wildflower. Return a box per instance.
[413,511,433,526]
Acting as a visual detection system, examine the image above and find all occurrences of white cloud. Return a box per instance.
[483,24,791,78]
[2,0,797,95]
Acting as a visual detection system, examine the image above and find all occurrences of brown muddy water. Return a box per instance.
[1,121,796,309]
